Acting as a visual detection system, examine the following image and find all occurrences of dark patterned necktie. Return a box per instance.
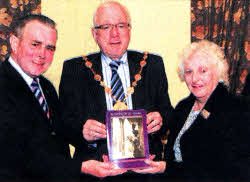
[109,60,125,103]
[30,79,50,118]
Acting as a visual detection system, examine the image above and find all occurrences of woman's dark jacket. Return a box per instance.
[164,83,250,180]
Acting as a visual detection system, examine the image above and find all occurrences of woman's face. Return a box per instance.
[184,53,219,103]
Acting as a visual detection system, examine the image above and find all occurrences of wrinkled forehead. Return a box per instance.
[184,52,217,69]
[21,21,57,44]
[94,3,130,25]
[187,48,219,63]
[20,20,57,40]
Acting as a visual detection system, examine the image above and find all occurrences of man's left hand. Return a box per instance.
[147,112,162,134]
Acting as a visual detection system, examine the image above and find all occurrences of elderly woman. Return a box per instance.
[135,40,250,180]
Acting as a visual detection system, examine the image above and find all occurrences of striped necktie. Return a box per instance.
[30,79,50,118]
[109,60,126,103]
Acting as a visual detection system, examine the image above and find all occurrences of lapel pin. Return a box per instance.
[201,109,210,119]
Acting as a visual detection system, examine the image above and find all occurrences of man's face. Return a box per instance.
[10,20,57,78]
[92,4,131,60]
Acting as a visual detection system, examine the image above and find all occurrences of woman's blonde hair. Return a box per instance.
[178,40,229,86]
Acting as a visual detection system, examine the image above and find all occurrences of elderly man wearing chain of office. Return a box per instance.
[59,1,173,164]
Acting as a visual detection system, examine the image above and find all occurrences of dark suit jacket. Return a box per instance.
[59,50,173,162]
[164,83,250,180]
[242,73,250,96]
[0,60,81,180]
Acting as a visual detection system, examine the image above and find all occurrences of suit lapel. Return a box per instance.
[87,52,107,111]
[127,51,142,108]
[3,60,50,123]
[39,76,56,123]
[127,51,137,83]
[91,52,103,76]
[174,95,196,133]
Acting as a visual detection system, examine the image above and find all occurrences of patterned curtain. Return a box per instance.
[0,0,41,62]
[191,0,249,94]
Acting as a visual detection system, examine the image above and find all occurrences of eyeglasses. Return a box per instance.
[94,23,130,31]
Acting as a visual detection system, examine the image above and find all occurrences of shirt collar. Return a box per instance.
[8,56,38,86]
[101,52,128,67]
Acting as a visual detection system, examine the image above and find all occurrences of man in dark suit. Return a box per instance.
[0,14,125,180]
[59,0,173,167]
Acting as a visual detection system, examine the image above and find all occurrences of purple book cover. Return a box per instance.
[106,109,149,169]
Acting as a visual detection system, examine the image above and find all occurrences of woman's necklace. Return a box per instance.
[83,52,148,110]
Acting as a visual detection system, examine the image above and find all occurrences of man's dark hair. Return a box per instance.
[10,14,57,39]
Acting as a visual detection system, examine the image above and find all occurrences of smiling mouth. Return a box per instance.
[192,85,203,88]
[33,61,45,65]
[110,41,121,44]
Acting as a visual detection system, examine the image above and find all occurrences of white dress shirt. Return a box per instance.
[101,52,133,110]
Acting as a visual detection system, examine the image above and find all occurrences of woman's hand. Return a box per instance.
[132,155,166,174]
[133,160,166,174]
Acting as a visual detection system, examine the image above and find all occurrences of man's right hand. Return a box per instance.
[81,160,127,178]
[83,119,106,141]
